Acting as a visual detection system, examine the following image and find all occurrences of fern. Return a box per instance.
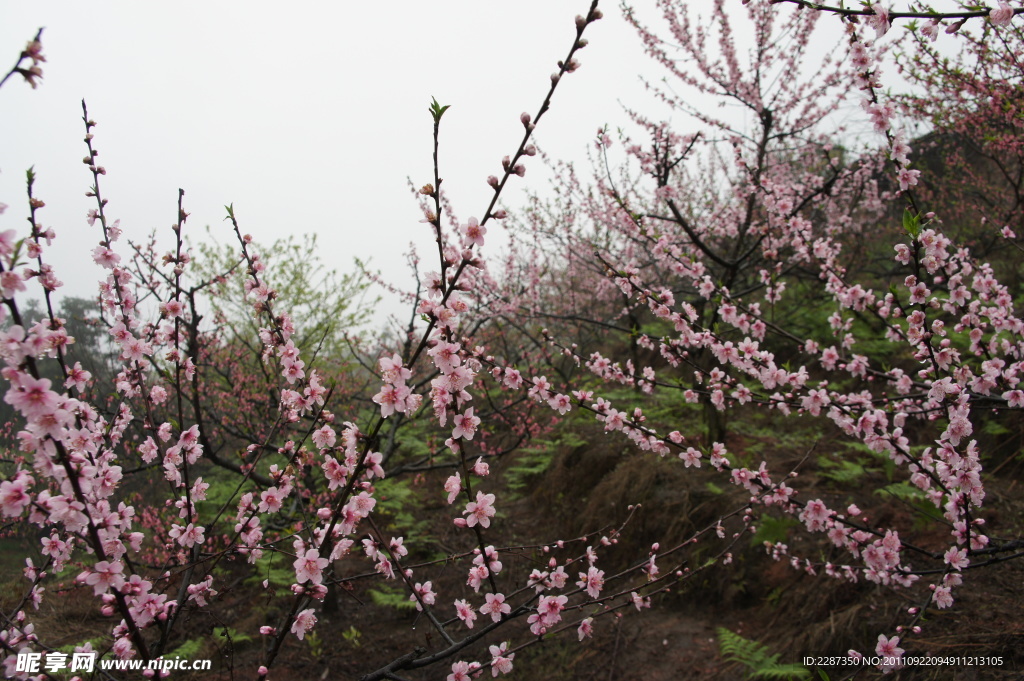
[368,584,417,611]
[717,628,811,680]
[506,428,587,492]
[165,637,204,660]
[750,513,799,548]
[874,481,925,501]
[816,456,867,484]
[214,626,254,646]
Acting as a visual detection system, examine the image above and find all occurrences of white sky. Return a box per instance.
[0,2,952,329]
[1,2,670,326]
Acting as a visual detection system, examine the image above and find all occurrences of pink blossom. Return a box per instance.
[488,642,514,676]
[1003,390,1024,408]
[920,19,940,41]
[800,499,830,532]
[312,424,336,449]
[537,594,567,626]
[372,382,412,417]
[379,353,411,385]
[169,522,205,548]
[897,167,921,192]
[454,599,477,628]
[452,408,481,440]
[293,549,328,585]
[875,634,903,671]
[480,592,510,622]
[932,585,953,609]
[0,228,16,256]
[630,591,650,611]
[944,546,969,570]
[444,472,462,504]
[0,270,26,298]
[474,545,503,574]
[411,581,436,611]
[258,487,284,514]
[577,566,605,598]
[867,5,891,38]
[291,608,317,640]
[428,341,462,374]
[548,393,572,414]
[91,245,120,268]
[990,2,1015,27]
[462,217,487,248]
[80,560,125,596]
[466,565,488,591]
[5,375,59,420]
[0,475,31,518]
[463,491,496,528]
[187,575,217,607]
[448,661,477,681]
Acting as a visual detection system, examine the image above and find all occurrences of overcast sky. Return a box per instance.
[1,2,673,326]
[1,1,935,330]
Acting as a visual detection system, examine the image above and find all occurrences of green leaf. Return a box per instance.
[750,513,799,547]
[705,481,725,495]
[368,584,417,611]
[717,628,811,680]
[902,208,920,239]
[429,97,451,123]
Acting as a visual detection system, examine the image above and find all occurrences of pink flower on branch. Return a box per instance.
[577,566,605,599]
[444,472,462,504]
[867,5,891,38]
[447,661,480,681]
[875,634,903,672]
[578,617,594,640]
[291,608,317,640]
[480,592,510,622]
[452,407,481,440]
[454,599,477,629]
[463,491,496,528]
[293,549,328,585]
[488,642,515,676]
[461,217,487,248]
[410,581,436,611]
[78,560,125,596]
[0,473,32,518]
[990,2,1015,27]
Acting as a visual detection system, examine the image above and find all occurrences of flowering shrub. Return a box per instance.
[2,2,1024,680]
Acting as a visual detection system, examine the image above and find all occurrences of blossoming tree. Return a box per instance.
[2,2,1024,680]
